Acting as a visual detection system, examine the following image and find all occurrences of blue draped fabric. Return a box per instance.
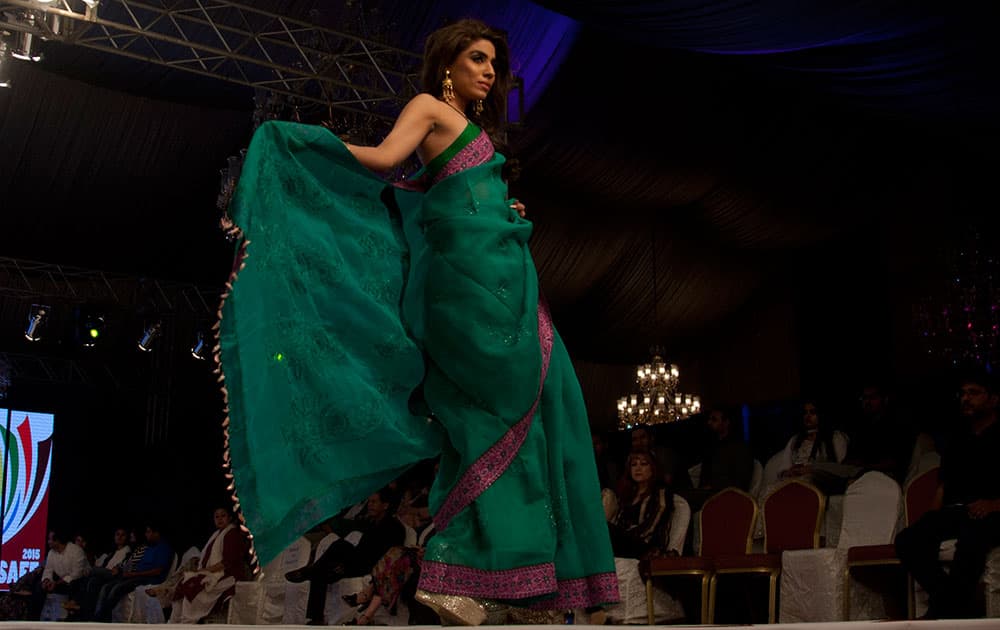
[531,1,998,123]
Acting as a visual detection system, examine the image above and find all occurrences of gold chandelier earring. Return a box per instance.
[442,69,455,103]
[474,100,484,116]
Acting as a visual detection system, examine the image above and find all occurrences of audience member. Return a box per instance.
[30,530,89,617]
[628,426,684,489]
[92,522,173,622]
[285,486,405,625]
[895,368,1000,619]
[164,506,250,623]
[66,526,131,618]
[346,496,438,625]
[607,450,674,561]
[774,398,850,495]
[0,566,42,620]
[842,382,916,484]
[682,407,754,511]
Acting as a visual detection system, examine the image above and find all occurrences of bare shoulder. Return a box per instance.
[404,93,445,116]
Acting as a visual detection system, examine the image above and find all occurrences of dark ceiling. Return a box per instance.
[2,0,999,429]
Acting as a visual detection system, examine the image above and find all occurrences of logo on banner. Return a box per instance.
[0,410,53,586]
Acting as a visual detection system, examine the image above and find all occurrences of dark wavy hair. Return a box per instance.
[793,398,837,462]
[420,18,512,144]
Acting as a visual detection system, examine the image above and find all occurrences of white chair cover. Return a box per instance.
[780,471,902,623]
[40,592,69,621]
[984,547,1000,618]
[687,463,702,489]
[227,536,310,625]
[667,494,691,555]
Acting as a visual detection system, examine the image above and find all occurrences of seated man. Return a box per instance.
[842,382,916,485]
[92,522,173,622]
[30,529,89,618]
[286,486,405,625]
[895,368,1000,619]
[681,407,754,511]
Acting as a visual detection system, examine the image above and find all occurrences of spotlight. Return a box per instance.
[24,304,50,342]
[190,330,210,360]
[74,307,107,347]
[81,315,104,348]
[11,31,42,62]
[42,11,71,38]
[138,320,162,352]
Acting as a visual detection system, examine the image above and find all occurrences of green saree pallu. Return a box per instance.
[218,120,618,608]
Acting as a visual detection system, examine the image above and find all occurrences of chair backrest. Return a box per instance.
[748,459,764,498]
[837,471,902,549]
[700,487,757,555]
[763,479,825,552]
[688,463,703,489]
[666,494,692,555]
[260,536,310,582]
[180,545,202,571]
[904,465,940,526]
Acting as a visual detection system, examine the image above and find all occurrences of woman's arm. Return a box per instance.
[344,94,437,172]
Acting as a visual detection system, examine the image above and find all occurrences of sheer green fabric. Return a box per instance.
[220,120,616,605]
[219,121,443,563]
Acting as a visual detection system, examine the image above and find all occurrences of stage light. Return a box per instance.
[81,314,105,347]
[190,330,210,360]
[138,320,162,352]
[24,304,50,342]
[11,31,42,62]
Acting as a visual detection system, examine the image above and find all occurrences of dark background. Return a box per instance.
[1,0,998,553]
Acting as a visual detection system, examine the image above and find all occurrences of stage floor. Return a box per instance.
[1,621,1000,629]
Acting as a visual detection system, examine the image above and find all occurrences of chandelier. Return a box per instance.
[616,226,700,429]
[913,225,1000,367]
[617,351,700,429]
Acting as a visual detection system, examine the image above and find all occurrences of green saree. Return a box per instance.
[218,120,617,608]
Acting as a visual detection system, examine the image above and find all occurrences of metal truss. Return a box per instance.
[0,350,121,388]
[0,256,219,317]
[0,0,422,119]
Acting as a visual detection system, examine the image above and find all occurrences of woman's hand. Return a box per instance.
[509,199,526,217]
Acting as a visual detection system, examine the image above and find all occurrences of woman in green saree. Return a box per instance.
[217,18,617,625]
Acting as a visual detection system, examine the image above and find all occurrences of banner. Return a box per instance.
[0,409,54,588]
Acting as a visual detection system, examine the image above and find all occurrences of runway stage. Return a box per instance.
[1,620,1000,629]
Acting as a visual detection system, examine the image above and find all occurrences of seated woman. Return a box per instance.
[606,450,675,560]
[163,507,249,624]
[775,399,849,495]
[346,497,437,625]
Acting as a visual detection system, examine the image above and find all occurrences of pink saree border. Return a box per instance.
[527,572,621,609]
[418,560,557,600]
[431,298,554,532]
